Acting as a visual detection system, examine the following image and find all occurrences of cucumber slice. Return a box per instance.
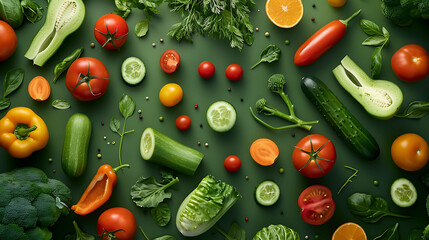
[121,57,146,85]
[206,101,236,132]
[390,178,417,207]
[255,180,280,206]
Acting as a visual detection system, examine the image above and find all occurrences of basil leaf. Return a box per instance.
[395,101,429,119]
[382,27,390,38]
[0,98,11,110]
[151,202,171,227]
[52,99,71,109]
[110,116,121,132]
[0,0,24,28]
[226,222,245,240]
[153,236,176,240]
[131,176,179,208]
[371,46,383,78]
[251,44,281,69]
[21,0,44,24]
[54,48,84,83]
[119,94,135,119]
[135,20,149,37]
[362,36,387,46]
[374,223,399,240]
[360,19,382,36]
[3,68,24,98]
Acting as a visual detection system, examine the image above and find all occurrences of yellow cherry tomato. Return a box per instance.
[328,0,346,7]
[159,83,183,107]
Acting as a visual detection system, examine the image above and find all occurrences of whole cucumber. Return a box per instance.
[62,113,92,177]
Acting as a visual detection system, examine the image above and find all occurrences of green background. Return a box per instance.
[1,0,429,239]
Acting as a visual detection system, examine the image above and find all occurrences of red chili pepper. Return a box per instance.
[71,164,129,215]
[294,9,361,66]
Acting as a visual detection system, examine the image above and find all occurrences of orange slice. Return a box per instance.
[265,0,303,28]
[332,222,367,240]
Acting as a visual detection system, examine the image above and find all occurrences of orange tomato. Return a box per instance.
[159,83,183,107]
[391,133,429,171]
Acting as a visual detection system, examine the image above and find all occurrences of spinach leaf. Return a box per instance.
[347,193,409,223]
[131,175,179,208]
[109,116,121,132]
[395,101,429,119]
[53,48,84,83]
[0,0,24,28]
[360,19,382,36]
[119,94,135,119]
[151,202,171,227]
[52,99,71,109]
[21,0,43,23]
[408,229,423,240]
[373,223,399,240]
[64,221,95,240]
[135,19,149,37]
[251,44,281,69]
[0,98,10,110]
[253,224,300,240]
[3,68,24,98]
[371,46,383,78]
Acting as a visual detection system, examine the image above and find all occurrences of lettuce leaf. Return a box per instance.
[253,224,300,240]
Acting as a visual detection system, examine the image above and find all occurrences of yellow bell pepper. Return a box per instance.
[0,107,49,158]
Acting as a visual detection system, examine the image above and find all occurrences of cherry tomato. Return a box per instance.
[391,133,429,171]
[175,115,191,131]
[328,0,347,7]
[65,57,110,101]
[0,20,17,62]
[160,50,181,73]
[292,134,336,178]
[225,64,243,81]
[224,155,241,172]
[298,185,335,225]
[198,61,215,78]
[94,14,129,50]
[159,83,183,107]
[391,44,429,82]
[97,207,137,240]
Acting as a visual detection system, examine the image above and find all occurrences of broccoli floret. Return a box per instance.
[255,98,269,113]
[267,74,286,94]
[381,2,414,26]
[0,224,28,240]
[46,178,72,205]
[33,194,61,228]
[382,0,401,6]
[419,0,429,18]
[2,197,37,229]
[400,0,417,8]
[4,167,48,183]
[25,227,52,240]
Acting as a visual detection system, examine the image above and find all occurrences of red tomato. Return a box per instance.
[94,14,129,50]
[175,115,191,131]
[0,20,17,62]
[97,207,137,240]
[198,61,215,78]
[224,155,241,172]
[298,185,335,225]
[391,133,429,171]
[160,50,181,73]
[391,44,429,82]
[225,64,243,81]
[292,134,336,178]
[65,57,110,101]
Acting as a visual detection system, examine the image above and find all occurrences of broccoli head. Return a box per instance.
[26,227,52,240]
[267,74,286,94]
[0,224,28,240]
[33,194,61,228]
[381,2,414,26]
[2,197,38,229]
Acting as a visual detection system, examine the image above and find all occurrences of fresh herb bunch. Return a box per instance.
[166,0,255,51]
[360,19,390,78]
[114,0,163,19]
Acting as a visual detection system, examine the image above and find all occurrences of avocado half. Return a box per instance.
[333,56,403,120]
[25,0,85,67]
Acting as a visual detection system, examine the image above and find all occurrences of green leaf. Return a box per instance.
[135,20,149,37]
[64,221,95,240]
[0,0,24,28]
[131,176,179,208]
[347,193,409,223]
[408,229,422,240]
[395,101,429,118]
[360,19,382,35]
[373,223,399,240]
[21,0,44,24]
[52,100,71,110]
[382,27,390,38]
[371,46,383,78]
[253,224,300,240]
[424,225,429,240]
[151,202,171,227]
[0,98,11,110]
[110,116,121,132]
[153,236,176,240]
[226,222,245,240]
[119,94,135,119]
[362,36,387,46]
[160,169,174,183]
[251,44,281,69]
[3,68,24,98]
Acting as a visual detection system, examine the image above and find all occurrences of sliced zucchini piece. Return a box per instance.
[25,0,85,67]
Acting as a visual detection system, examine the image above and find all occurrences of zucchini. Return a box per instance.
[61,113,91,177]
[140,128,203,176]
[301,76,380,160]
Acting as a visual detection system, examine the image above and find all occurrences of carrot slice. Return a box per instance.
[28,76,50,101]
[250,138,279,166]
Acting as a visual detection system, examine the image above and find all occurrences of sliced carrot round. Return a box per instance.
[265,0,303,28]
[332,222,367,240]
[250,138,279,166]
[28,76,51,101]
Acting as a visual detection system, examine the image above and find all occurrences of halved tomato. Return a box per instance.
[160,50,180,73]
[298,185,335,225]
